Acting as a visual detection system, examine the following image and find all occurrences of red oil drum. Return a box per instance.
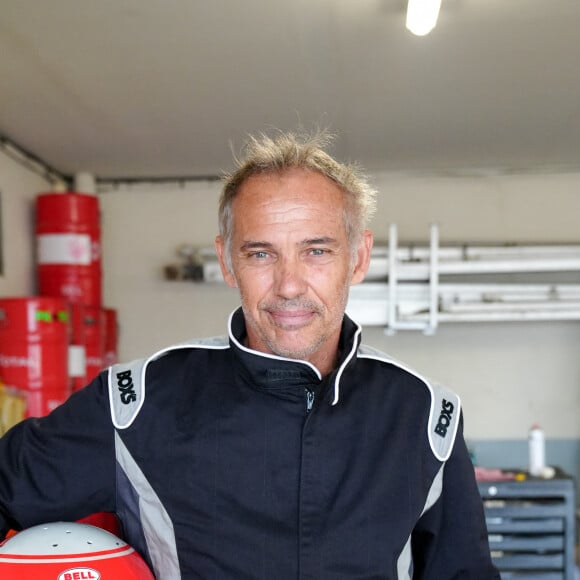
[68,304,87,392]
[84,307,105,385]
[0,297,70,395]
[36,192,102,307]
[103,308,119,368]
[71,304,105,391]
[25,390,69,418]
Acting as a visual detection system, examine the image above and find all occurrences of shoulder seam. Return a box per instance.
[357,347,460,462]
[108,339,230,430]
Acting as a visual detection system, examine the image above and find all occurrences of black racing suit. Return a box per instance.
[0,308,499,579]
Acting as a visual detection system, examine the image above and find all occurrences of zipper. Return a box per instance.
[305,388,315,413]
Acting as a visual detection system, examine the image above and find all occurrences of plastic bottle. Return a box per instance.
[528,424,545,477]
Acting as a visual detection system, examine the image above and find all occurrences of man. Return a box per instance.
[0,131,498,578]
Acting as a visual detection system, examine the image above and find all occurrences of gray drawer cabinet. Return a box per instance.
[478,473,575,580]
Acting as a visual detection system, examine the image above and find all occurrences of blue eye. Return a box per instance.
[310,248,326,256]
[252,251,269,259]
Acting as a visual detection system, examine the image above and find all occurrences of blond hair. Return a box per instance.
[219,130,377,266]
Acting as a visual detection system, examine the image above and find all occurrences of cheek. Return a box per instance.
[236,268,273,299]
[311,269,351,302]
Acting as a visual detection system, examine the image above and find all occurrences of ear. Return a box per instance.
[214,235,237,288]
[350,230,373,286]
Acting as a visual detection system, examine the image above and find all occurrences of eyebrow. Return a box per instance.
[239,237,338,252]
[301,237,337,246]
[239,241,274,252]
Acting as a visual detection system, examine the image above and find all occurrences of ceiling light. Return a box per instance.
[406,0,442,36]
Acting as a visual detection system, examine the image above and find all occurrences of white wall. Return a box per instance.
[99,183,239,354]
[0,150,53,297]
[370,170,580,244]
[99,170,580,442]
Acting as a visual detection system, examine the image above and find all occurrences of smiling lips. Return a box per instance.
[266,308,317,329]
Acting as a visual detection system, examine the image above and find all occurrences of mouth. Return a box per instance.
[266,308,316,329]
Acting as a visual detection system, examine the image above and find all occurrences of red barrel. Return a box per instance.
[0,297,69,391]
[84,306,105,385]
[25,390,69,418]
[69,305,105,392]
[103,308,119,368]
[0,297,70,418]
[68,304,87,391]
[36,192,102,307]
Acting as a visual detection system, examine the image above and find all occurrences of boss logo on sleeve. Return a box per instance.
[116,370,137,405]
[434,398,455,437]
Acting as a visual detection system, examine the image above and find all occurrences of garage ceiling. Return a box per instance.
[1,0,579,180]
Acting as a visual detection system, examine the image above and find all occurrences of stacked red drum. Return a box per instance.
[0,192,119,427]
[34,191,119,398]
[69,305,107,392]
[36,192,102,307]
[0,190,122,539]
[0,297,70,419]
[103,308,119,368]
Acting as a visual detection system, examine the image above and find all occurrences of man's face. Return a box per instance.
[215,168,372,374]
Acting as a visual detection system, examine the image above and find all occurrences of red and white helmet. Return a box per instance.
[0,521,154,579]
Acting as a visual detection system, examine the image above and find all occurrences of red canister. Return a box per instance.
[0,297,69,393]
[69,305,105,391]
[0,297,70,418]
[103,308,119,368]
[36,192,102,307]
[84,306,105,385]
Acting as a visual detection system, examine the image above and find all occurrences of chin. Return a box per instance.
[269,338,320,361]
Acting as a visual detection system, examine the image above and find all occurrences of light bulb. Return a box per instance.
[406,0,442,36]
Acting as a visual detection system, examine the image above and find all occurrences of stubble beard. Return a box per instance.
[242,290,349,363]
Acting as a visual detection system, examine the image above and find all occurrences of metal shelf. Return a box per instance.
[347,224,580,334]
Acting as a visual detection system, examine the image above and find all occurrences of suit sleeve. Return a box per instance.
[412,416,501,579]
[0,373,116,539]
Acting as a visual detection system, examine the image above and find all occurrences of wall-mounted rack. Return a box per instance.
[348,224,580,334]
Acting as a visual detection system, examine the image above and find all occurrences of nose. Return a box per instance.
[274,256,307,299]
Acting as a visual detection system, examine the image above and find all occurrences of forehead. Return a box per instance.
[232,168,346,224]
